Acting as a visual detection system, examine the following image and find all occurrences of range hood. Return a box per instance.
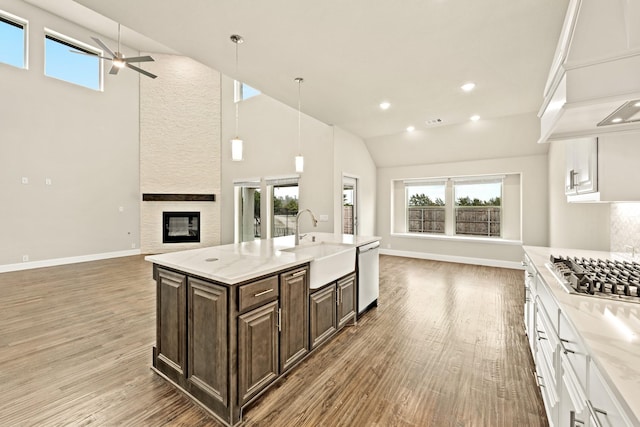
[538,0,640,143]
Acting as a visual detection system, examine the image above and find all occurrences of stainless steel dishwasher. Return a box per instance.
[357,241,379,314]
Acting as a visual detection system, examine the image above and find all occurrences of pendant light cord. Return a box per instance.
[234,39,239,137]
[296,78,303,154]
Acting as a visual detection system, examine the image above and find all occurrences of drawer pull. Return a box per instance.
[254,289,274,297]
[292,270,306,278]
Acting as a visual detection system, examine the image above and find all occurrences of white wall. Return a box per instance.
[139,54,221,253]
[377,154,548,266]
[547,139,610,250]
[333,126,377,236]
[219,77,378,244]
[0,0,140,266]
[219,76,335,244]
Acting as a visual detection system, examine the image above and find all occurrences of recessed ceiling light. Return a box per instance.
[461,82,476,92]
[425,118,443,126]
[379,101,391,110]
[470,115,480,121]
[611,117,623,123]
[406,126,415,132]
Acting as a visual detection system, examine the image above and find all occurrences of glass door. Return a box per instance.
[342,176,358,235]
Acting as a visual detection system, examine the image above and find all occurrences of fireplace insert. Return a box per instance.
[163,211,200,243]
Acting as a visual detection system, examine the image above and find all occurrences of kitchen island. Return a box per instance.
[523,246,640,427]
[146,233,379,426]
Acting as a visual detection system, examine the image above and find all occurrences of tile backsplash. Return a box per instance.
[610,203,640,255]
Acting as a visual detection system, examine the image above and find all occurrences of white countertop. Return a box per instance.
[523,245,640,425]
[145,233,380,285]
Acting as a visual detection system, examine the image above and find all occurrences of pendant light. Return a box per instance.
[295,77,304,173]
[230,34,244,161]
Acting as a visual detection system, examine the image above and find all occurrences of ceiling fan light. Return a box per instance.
[113,58,125,68]
[295,155,304,173]
[231,138,243,161]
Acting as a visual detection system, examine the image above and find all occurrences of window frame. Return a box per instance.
[452,177,503,238]
[234,80,261,102]
[394,174,515,241]
[44,28,103,91]
[0,10,28,69]
[405,179,446,235]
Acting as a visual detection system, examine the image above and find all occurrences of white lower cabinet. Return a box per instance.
[534,299,560,426]
[587,360,634,427]
[559,352,588,427]
[523,257,635,427]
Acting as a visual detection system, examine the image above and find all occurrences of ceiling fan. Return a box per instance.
[72,24,157,79]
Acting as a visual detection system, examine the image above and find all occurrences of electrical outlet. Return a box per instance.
[118,206,124,212]
[21,177,28,184]
[319,214,329,222]
[45,178,52,185]
[131,243,136,249]
[22,255,29,262]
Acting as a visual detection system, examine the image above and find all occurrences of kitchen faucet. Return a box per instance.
[295,209,318,245]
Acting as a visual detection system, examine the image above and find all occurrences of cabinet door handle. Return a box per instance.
[570,410,585,426]
[534,373,544,389]
[254,288,274,297]
[568,169,579,190]
[277,308,281,332]
[536,330,547,341]
[292,270,306,278]
[586,400,606,427]
[560,338,576,354]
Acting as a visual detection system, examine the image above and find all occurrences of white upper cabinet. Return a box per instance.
[565,137,597,196]
[565,132,640,202]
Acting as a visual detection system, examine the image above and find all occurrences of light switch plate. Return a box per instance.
[21,177,28,184]
[319,214,329,222]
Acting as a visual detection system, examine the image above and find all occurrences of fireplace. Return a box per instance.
[163,211,200,243]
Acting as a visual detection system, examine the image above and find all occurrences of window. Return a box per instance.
[453,178,502,237]
[266,176,299,238]
[392,174,519,240]
[234,80,260,102]
[0,11,27,68]
[45,30,101,90]
[405,180,445,234]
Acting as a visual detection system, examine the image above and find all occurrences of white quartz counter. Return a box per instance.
[145,233,380,285]
[523,245,640,425]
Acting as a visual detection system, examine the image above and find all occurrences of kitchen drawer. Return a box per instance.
[535,299,559,389]
[558,311,588,392]
[536,275,560,332]
[238,275,279,313]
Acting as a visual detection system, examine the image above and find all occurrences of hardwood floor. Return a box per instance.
[0,255,547,426]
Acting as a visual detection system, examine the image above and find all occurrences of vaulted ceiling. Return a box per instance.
[26,0,570,162]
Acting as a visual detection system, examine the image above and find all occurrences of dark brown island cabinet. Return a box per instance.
[151,263,357,426]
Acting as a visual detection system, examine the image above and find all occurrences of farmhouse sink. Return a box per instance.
[282,242,356,289]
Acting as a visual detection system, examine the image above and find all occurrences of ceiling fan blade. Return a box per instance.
[126,63,157,79]
[109,64,121,75]
[91,36,116,58]
[68,49,112,61]
[123,55,155,63]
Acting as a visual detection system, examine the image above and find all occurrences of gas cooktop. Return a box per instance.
[547,255,640,304]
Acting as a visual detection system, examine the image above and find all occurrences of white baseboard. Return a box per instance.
[0,249,142,273]
[379,248,524,270]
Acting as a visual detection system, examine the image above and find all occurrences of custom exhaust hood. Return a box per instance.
[538,0,640,143]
